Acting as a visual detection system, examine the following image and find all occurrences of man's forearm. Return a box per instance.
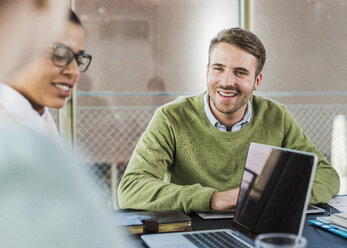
[118,172,216,213]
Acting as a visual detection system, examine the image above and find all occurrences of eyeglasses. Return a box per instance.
[50,43,92,72]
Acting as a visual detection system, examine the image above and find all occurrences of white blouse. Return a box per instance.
[0,83,60,142]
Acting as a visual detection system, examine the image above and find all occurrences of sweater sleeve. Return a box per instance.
[282,110,340,204]
[117,108,215,214]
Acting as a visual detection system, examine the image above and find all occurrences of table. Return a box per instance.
[127,209,347,248]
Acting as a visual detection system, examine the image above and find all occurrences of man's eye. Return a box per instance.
[235,71,247,76]
[213,67,223,72]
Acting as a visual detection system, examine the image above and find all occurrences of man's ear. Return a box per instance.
[253,72,262,91]
[206,64,210,78]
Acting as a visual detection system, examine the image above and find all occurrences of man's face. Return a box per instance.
[10,22,85,114]
[206,42,262,122]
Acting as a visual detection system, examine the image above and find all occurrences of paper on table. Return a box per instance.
[196,210,235,220]
[328,195,347,212]
[316,216,347,231]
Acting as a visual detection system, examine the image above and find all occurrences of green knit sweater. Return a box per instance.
[118,93,340,213]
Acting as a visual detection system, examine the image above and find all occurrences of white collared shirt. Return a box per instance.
[0,83,60,142]
[203,92,252,132]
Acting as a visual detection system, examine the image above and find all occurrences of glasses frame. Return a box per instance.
[50,43,92,72]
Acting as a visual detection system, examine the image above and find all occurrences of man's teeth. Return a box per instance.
[219,91,236,97]
[55,84,70,91]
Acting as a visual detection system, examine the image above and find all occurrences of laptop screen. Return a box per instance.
[232,143,317,238]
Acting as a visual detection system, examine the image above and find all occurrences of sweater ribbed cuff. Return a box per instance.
[186,187,216,213]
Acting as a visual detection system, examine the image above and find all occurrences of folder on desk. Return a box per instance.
[330,212,347,228]
[308,219,347,239]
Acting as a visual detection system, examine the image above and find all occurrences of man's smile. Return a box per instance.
[218,91,237,97]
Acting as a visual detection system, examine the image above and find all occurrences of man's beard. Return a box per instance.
[210,86,251,115]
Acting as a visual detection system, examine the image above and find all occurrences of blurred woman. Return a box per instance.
[0,9,92,141]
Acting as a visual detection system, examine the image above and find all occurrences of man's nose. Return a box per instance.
[221,70,235,86]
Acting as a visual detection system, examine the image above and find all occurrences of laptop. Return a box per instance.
[141,143,317,248]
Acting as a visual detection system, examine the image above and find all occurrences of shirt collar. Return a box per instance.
[0,83,49,132]
[203,92,252,132]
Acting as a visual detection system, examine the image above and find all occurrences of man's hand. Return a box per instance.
[210,188,240,211]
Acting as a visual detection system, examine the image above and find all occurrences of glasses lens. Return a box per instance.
[51,44,92,72]
[77,54,92,72]
[52,45,73,67]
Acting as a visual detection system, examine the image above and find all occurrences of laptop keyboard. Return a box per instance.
[183,231,251,248]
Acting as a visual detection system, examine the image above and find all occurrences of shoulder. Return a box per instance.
[251,94,288,121]
[251,94,286,113]
[251,94,291,131]
[156,93,204,120]
[146,93,205,131]
[0,104,20,124]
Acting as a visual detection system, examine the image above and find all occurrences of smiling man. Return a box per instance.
[0,9,91,142]
[118,28,339,214]
[207,42,261,131]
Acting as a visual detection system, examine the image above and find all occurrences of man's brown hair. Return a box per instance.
[208,28,266,77]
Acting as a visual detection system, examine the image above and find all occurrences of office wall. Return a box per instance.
[76,0,240,95]
[253,0,347,104]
